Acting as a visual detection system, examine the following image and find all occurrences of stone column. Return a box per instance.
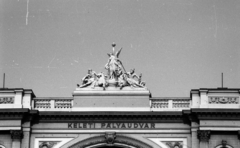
[11,130,23,148]
[191,122,199,148]
[197,130,210,148]
[21,129,30,148]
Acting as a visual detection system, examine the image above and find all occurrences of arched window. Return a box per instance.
[215,145,233,148]
[215,140,233,148]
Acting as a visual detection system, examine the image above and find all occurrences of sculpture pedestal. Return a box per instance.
[72,87,151,111]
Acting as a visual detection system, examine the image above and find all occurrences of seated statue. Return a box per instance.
[78,69,96,88]
[125,69,145,88]
[91,72,107,90]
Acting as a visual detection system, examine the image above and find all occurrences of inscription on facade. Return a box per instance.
[68,123,155,129]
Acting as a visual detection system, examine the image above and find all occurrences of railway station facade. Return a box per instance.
[0,45,240,148]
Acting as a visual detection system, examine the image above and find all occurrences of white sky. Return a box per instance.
[0,0,240,97]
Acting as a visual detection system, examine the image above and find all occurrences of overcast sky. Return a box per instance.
[0,0,240,97]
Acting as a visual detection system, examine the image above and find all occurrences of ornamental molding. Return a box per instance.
[148,138,187,148]
[37,112,184,122]
[10,130,23,140]
[209,96,239,104]
[39,141,60,148]
[69,133,153,148]
[105,132,116,144]
[0,97,14,104]
[197,130,211,142]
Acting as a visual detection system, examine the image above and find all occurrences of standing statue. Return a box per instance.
[105,43,125,80]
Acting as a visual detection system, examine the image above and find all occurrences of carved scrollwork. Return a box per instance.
[39,141,60,148]
[163,141,183,148]
[209,97,239,104]
[10,130,23,140]
[105,132,116,144]
[0,97,14,104]
[197,130,211,142]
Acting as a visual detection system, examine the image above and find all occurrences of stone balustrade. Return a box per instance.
[33,98,73,110]
[150,97,191,110]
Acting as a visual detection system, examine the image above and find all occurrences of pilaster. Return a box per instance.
[21,121,31,148]
[11,130,23,148]
[191,122,199,148]
[197,130,210,148]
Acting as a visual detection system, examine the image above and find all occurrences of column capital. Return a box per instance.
[197,130,211,142]
[10,130,23,140]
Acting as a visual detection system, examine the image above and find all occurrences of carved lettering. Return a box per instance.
[68,123,156,129]
[116,123,121,128]
[88,123,93,128]
[74,123,77,128]
[83,123,87,128]
[128,123,132,128]
[101,123,106,128]
[139,123,144,128]
[134,123,138,128]
[121,123,126,128]
[68,123,73,128]
[151,123,155,128]
[144,123,149,128]
[112,123,117,128]
[106,123,111,128]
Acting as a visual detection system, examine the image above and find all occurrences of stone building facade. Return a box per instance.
[0,45,239,148]
[0,87,240,148]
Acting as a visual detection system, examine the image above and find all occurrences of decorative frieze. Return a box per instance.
[148,138,186,148]
[151,99,168,108]
[173,99,190,108]
[197,130,210,142]
[0,97,14,104]
[162,141,183,148]
[55,99,72,108]
[209,97,239,104]
[10,130,23,140]
[34,100,51,108]
[39,141,60,148]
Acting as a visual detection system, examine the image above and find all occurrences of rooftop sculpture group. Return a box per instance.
[77,43,146,90]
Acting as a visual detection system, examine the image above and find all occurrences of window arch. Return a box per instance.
[215,145,233,148]
[215,140,233,148]
[0,145,6,148]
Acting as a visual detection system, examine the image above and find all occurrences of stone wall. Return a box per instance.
[0,132,12,148]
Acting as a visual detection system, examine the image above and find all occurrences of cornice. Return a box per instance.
[36,111,184,123]
[183,109,240,123]
[0,109,38,121]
